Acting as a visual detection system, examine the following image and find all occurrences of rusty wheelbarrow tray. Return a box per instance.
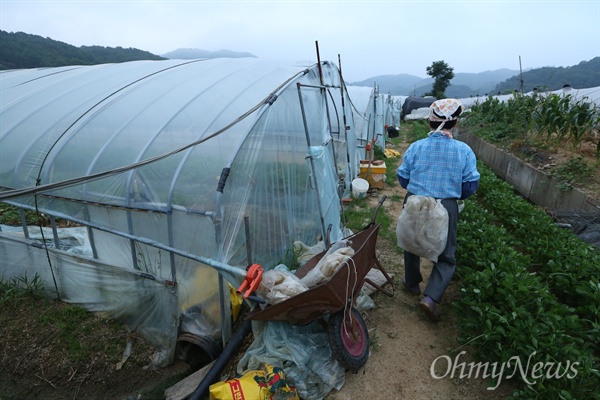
[245,196,395,371]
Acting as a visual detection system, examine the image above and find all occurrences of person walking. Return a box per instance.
[396,98,480,322]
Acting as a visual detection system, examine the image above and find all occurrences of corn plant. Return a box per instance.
[465,91,600,162]
[568,98,598,151]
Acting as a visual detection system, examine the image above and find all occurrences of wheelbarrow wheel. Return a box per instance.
[328,307,369,372]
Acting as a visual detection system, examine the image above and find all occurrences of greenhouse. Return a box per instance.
[459,85,600,108]
[0,57,369,366]
[346,85,395,151]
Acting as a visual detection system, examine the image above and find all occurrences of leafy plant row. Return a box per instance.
[454,164,600,399]
[474,163,600,345]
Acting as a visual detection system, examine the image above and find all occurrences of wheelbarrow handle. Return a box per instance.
[371,195,387,224]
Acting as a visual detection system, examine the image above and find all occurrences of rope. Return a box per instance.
[33,196,60,300]
[342,256,358,337]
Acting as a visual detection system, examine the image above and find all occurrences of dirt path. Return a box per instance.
[324,139,515,400]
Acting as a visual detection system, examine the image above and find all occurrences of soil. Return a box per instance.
[0,298,193,400]
[509,136,600,200]
[1,129,598,400]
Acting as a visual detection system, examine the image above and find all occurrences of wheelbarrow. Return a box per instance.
[244,195,395,372]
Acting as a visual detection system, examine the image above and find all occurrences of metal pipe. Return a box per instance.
[9,206,248,285]
[296,82,328,246]
[244,216,253,265]
[83,207,99,258]
[19,208,29,239]
[167,213,177,283]
[338,54,351,155]
[49,216,60,249]
[218,274,232,352]
[299,83,341,90]
[315,40,324,86]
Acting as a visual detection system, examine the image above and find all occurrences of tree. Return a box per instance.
[0,30,165,70]
[425,60,454,99]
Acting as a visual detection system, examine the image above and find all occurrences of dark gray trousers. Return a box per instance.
[403,194,459,303]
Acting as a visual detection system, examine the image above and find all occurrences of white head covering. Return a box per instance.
[429,98,464,133]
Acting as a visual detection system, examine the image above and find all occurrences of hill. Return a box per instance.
[493,57,600,93]
[348,73,425,95]
[0,30,166,70]
[350,59,599,97]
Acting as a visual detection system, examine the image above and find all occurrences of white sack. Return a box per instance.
[300,240,355,288]
[396,195,448,262]
[257,267,309,305]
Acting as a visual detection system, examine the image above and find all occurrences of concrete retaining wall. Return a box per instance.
[457,132,600,212]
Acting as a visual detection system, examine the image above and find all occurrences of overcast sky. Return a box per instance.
[1,0,599,82]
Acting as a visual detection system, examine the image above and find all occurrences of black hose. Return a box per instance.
[216,168,230,193]
[188,319,252,400]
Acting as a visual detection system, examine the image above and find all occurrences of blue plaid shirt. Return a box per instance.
[397,133,480,199]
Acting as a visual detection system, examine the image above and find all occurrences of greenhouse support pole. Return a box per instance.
[338,54,350,160]
[49,216,60,249]
[244,216,253,265]
[214,166,233,345]
[365,113,372,148]
[296,82,328,244]
[322,88,342,195]
[19,209,30,239]
[83,208,99,258]
[371,82,378,151]
[315,40,324,86]
[166,213,178,284]
[218,274,232,347]
[337,53,352,196]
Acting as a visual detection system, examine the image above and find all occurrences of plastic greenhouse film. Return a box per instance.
[236,320,345,400]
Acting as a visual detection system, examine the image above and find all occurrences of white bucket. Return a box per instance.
[352,178,369,198]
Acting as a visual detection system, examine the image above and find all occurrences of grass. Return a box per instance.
[0,274,122,364]
[38,304,99,362]
[369,331,381,351]
[0,272,45,307]
[548,156,595,188]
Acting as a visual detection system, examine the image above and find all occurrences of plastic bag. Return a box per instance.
[209,363,299,400]
[293,240,326,265]
[257,267,308,306]
[300,241,355,288]
[396,195,449,262]
[237,321,345,400]
[355,290,375,311]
